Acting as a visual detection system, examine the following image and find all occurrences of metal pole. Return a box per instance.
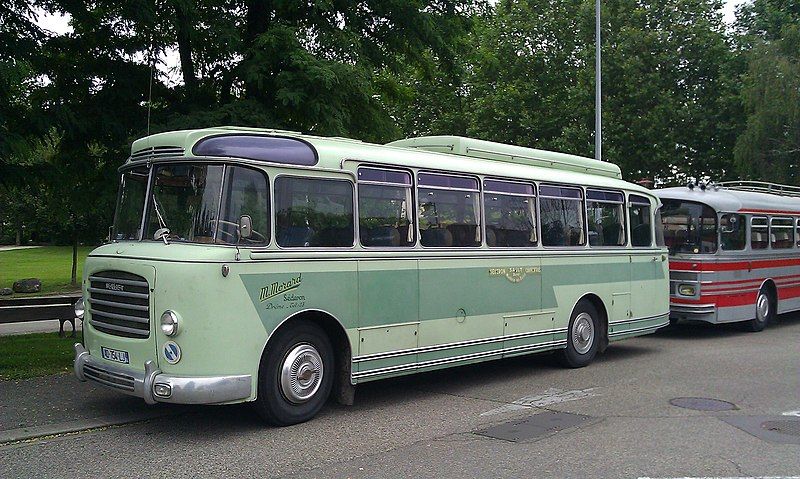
[595,0,602,161]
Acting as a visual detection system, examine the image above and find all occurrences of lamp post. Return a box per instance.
[595,0,602,161]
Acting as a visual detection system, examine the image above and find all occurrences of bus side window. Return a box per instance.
[586,189,625,247]
[417,172,481,247]
[796,218,800,247]
[540,185,585,247]
[629,195,652,247]
[720,213,746,251]
[770,217,794,249]
[483,179,537,247]
[357,167,414,247]
[751,216,769,249]
[274,176,354,247]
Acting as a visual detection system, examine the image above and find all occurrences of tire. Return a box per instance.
[559,300,601,368]
[743,286,774,332]
[254,321,334,426]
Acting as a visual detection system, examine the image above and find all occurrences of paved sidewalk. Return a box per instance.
[0,373,189,443]
[0,319,82,336]
[0,246,42,252]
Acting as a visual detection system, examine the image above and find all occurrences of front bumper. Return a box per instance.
[73,343,252,405]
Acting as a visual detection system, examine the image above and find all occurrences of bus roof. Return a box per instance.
[655,185,800,215]
[129,126,654,199]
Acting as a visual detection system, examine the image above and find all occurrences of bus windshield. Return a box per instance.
[113,163,269,245]
[660,199,717,254]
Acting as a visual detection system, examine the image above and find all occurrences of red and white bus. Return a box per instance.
[655,181,800,331]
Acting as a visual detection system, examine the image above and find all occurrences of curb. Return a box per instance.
[0,409,180,445]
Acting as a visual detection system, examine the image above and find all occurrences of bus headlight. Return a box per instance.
[678,284,696,296]
[160,310,180,336]
[74,298,85,319]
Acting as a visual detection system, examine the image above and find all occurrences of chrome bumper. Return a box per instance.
[73,343,252,405]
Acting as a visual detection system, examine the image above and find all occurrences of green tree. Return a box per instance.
[734,0,800,183]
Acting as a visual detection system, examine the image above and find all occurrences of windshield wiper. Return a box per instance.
[151,194,171,245]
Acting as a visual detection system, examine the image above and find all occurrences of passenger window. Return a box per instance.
[629,195,653,247]
[483,179,537,247]
[275,177,354,247]
[418,173,480,247]
[796,218,800,247]
[357,168,414,247]
[586,190,625,246]
[720,214,746,251]
[540,185,585,246]
[751,216,768,249]
[771,217,793,249]
[216,166,270,245]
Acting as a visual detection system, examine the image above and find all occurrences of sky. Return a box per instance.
[33,0,749,85]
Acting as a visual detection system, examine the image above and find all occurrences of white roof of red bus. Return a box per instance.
[655,185,800,216]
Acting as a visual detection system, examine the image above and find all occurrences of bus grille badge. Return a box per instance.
[163,341,182,364]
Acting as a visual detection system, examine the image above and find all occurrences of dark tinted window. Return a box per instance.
[193,135,317,165]
[418,173,480,247]
[484,180,537,247]
[540,185,585,246]
[216,167,270,245]
[630,198,653,247]
[720,213,746,251]
[660,200,716,253]
[275,177,354,247]
[358,168,414,247]
[586,190,625,247]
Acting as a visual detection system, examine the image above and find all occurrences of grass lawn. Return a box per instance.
[0,246,95,297]
[0,332,82,380]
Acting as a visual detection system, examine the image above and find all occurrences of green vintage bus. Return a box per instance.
[73,127,669,425]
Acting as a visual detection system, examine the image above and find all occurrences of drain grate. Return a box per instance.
[669,397,737,411]
[762,420,800,437]
[476,411,593,442]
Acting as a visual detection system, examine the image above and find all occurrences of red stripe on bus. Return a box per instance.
[670,258,800,272]
[673,288,800,308]
[738,208,800,215]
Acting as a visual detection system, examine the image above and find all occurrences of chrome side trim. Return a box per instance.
[608,320,669,338]
[609,313,669,327]
[352,327,566,363]
[352,339,567,380]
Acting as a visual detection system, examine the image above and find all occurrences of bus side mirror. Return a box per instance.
[239,215,252,239]
[721,214,738,233]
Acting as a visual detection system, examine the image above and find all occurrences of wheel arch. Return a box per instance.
[258,309,353,403]
[759,278,778,311]
[573,293,609,353]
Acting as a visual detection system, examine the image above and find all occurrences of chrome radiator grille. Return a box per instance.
[82,363,135,392]
[88,271,150,338]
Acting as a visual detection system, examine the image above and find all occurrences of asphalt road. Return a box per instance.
[2,318,799,478]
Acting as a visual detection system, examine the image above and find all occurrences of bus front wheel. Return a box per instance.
[744,287,774,332]
[559,300,600,368]
[254,321,334,426]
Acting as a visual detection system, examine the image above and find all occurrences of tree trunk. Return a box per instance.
[15,227,21,246]
[71,231,78,286]
[174,2,198,97]
[243,0,273,99]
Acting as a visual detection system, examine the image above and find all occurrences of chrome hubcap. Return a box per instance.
[756,293,770,323]
[572,312,595,355]
[280,343,323,404]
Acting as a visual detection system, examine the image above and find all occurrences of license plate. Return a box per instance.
[101,347,130,364]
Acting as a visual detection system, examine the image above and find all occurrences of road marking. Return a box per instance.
[480,387,599,416]
[781,410,800,417]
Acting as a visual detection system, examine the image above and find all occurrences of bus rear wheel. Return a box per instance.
[744,287,774,332]
[559,300,600,368]
[254,321,334,426]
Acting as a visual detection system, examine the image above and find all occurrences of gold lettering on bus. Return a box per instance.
[260,274,303,302]
[488,267,541,283]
